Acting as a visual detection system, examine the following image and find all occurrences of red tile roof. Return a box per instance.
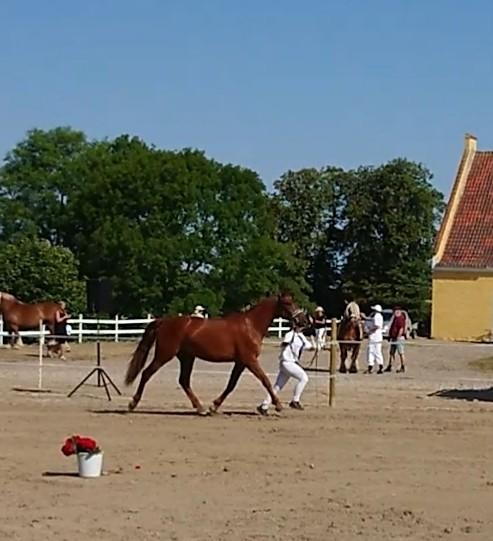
[439,151,493,268]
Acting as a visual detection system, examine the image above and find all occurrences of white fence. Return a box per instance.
[0,315,297,344]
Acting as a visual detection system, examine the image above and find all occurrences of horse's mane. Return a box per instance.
[224,296,278,319]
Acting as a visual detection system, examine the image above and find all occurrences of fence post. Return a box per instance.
[38,320,45,390]
[115,314,119,343]
[0,315,3,346]
[78,313,83,344]
[277,318,282,339]
[329,318,337,407]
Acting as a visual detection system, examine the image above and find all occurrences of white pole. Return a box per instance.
[78,313,83,344]
[115,314,119,343]
[38,320,45,390]
[0,315,3,346]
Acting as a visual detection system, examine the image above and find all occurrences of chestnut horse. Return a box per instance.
[337,317,362,373]
[0,292,61,347]
[125,294,307,415]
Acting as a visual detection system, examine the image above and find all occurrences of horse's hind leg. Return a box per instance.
[210,361,245,413]
[129,349,174,411]
[177,354,207,415]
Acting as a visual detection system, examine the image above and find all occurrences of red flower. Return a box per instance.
[61,435,100,456]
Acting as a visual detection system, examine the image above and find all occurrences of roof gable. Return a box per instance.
[438,151,493,268]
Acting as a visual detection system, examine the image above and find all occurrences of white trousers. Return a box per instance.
[367,341,383,367]
[262,361,309,407]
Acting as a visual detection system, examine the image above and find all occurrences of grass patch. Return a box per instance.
[469,357,493,372]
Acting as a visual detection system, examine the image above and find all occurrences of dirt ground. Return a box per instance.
[0,338,492,541]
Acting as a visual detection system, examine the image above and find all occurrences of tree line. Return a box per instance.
[0,127,444,325]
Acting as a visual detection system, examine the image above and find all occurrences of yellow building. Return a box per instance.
[432,134,493,341]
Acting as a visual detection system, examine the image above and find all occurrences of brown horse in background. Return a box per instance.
[337,317,363,373]
[0,292,61,347]
[125,293,307,415]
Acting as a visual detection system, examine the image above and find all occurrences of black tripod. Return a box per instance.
[68,318,121,400]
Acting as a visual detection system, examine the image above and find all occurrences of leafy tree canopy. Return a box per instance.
[0,238,85,311]
[1,129,309,315]
[272,159,444,322]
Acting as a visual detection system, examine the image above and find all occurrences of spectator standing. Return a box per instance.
[385,305,407,373]
[367,304,384,374]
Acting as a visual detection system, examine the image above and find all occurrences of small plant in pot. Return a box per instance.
[61,435,103,477]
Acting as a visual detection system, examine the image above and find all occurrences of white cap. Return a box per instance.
[315,306,324,312]
[194,305,205,312]
[371,304,383,313]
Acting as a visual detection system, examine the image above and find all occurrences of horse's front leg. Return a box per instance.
[339,345,347,373]
[10,329,20,349]
[349,344,360,373]
[245,357,282,412]
[210,361,245,413]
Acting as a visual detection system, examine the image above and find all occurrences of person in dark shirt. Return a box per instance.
[54,301,71,360]
[384,305,407,373]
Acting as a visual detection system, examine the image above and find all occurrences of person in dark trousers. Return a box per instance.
[385,305,407,373]
[53,301,71,360]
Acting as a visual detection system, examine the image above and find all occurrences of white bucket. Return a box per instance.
[77,452,103,478]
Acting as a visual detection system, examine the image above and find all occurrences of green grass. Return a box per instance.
[469,356,493,372]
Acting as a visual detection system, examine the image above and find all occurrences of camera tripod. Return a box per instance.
[68,319,121,401]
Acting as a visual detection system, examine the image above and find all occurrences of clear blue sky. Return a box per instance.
[1,0,493,196]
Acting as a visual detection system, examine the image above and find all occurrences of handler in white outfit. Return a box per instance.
[367,304,384,374]
[257,322,314,414]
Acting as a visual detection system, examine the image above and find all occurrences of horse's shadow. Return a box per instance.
[90,408,259,417]
[428,387,493,403]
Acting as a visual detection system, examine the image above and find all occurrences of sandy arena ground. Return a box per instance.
[0,337,492,541]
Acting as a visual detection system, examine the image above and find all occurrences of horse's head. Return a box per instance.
[276,293,309,329]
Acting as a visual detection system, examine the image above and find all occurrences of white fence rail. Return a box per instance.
[0,315,301,344]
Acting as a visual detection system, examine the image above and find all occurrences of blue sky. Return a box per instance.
[1,0,492,196]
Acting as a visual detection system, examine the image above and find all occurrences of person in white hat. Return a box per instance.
[367,304,384,374]
[191,305,206,318]
[312,306,327,351]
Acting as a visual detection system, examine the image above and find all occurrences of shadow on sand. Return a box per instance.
[42,472,80,478]
[429,387,493,403]
[90,408,259,417]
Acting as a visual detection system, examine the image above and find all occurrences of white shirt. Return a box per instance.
[369,312,383,343]
[280,330,313,363]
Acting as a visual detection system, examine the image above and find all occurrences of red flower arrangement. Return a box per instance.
[61,435,101,456]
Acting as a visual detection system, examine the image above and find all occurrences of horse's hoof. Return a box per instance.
[274,403,283,412]
[349,367,358,374]
[197,409,210,417]
[339,366,347,374]
[128,399,137,412]
[209,405,220,415]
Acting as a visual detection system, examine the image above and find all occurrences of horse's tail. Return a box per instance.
[125,319,159,385]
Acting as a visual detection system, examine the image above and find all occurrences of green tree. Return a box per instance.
[0,127,88,244]
[63,136,309,315]
[0,238,85,311]
[341,159,444,321]
[271,167,346,313]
